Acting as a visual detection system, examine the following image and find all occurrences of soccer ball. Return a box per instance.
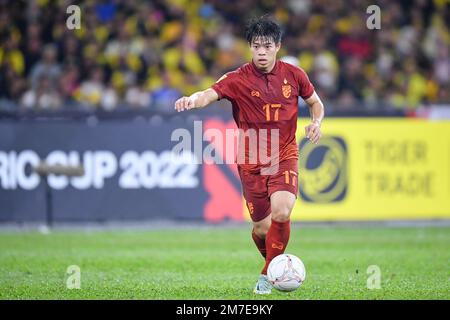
[267,254,306,292]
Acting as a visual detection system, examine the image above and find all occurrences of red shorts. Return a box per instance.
[238,158,298,222]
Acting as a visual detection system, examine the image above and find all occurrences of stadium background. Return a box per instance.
[0,0,449,300]
[1,0,449,224]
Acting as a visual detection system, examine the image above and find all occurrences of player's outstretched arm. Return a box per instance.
[304,91,325,145]
[174,88,219,112]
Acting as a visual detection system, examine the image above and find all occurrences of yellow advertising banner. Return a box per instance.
[245,118,450,221]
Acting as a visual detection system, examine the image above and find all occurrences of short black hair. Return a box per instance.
[245,16,282,44]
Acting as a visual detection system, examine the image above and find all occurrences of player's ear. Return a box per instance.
[275,42,281,52]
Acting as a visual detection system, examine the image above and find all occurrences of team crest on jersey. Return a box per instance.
[282,84,291,98]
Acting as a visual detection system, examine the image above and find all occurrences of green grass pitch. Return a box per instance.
[0,225,448,299]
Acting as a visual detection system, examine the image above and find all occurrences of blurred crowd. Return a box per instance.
[0,0,449,113]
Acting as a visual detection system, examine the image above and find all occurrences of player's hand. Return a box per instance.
[174,95,197,112]
[305,120,322,144]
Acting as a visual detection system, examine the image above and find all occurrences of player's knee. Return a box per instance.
[253,222,270,238]
[271,203,292,222]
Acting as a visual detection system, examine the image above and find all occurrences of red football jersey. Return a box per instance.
[211,60,314,173]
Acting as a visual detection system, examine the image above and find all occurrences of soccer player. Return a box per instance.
[175,16,324,294]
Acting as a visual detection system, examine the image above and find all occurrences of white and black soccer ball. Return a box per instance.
[267,254,306,292]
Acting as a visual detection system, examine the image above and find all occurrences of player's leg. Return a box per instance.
[252,214,274,294]
[253,192,295,294]
[239,168,271,258]
[239,169,274,294]
[246,198,271,258]
[251,214,271,258]
[261,190,296,274]
[261,158,298,275]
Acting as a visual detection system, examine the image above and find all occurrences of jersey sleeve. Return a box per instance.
[295,67,315,100]
[211,72,238,101]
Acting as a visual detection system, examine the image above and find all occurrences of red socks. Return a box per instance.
[261,219,291,275]
[252,229,267,258]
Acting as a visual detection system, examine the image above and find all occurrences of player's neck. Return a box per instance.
[253,59,277,74]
